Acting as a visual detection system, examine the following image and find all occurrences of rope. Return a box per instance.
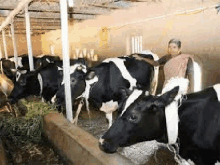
[167,143,191,165]
[108,4,218,31]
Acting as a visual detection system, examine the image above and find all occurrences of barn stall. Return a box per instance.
[0,0,220,164]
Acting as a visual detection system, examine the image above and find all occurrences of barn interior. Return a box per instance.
[1,0,220,91]
[0,0,220,164]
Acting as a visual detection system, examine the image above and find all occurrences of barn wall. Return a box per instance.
[41,0,220,89]
[0,34,42,57]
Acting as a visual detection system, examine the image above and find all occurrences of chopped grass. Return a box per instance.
[22,99,58,120]
[0,98,64,164]
[0,99,58,145]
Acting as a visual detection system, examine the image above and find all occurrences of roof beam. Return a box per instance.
[0,8,99,15]
[0,0,33,31]
[88,3,121,9]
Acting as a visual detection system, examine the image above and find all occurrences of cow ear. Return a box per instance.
[86,71,95,80]
[118,87,131,100]
[160,86,179,105]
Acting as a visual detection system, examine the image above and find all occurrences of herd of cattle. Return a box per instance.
[1,53,220,165]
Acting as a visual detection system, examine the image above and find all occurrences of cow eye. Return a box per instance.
[128,114,138,122]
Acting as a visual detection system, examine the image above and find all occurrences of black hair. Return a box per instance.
[168,39,181,49]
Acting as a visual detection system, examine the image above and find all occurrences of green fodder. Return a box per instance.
[22,99,58,120]
[0,115,42,145]
[0,100,58,145]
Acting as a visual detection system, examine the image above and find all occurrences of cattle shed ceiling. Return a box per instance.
[0,0,149,35]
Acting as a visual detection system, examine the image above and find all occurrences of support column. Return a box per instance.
[11,20,18,68]
[2,30,8,59]
[25,4,34,71]
[60,0,73,122]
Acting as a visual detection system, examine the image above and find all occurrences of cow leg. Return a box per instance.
[106,112,113,128]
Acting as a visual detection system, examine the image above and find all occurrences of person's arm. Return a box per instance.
[186,58,194,93]
[132,54,171,66]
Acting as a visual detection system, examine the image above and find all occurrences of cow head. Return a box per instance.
[52,63,88,109]
[1,59,16,80]
[15,69,29,86]
[8,70,39,104]
[99,86,179,153]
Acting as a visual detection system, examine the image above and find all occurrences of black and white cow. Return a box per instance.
[1,54,60,81]
[9,58,87,106]
[8,63,63,104]
[99,84,220,165]
[51,59,88,110]
[53,54,158,127]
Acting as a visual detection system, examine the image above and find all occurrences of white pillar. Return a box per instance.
[136,36,140,53]
[50,45,55,55]
[139,36,143,53]
[25,5,34,71]
[2,30,8,59]
[131,37,135,54]
[60,0,73,122]
[0,46,2,72]
[0,46,2,59]
[126,36,130,55]
[68,0,74,7]
[134,36,138,53]
[11,20,18,68]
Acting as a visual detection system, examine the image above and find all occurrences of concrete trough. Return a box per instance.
[43,113,135,165]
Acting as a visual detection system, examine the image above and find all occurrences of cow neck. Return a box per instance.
[103,58,137,90]
[162,77,189,144]
[37,73,43,96]
[120,89,143,117]
[74,75,98,123]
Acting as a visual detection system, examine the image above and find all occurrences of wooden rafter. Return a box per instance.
[0,8,100,15]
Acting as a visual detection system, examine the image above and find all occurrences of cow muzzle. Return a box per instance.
[98,138,118,153]
[7,97,16,104]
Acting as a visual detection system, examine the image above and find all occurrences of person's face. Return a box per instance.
[168,43,181,56]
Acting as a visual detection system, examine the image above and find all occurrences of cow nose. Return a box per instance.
[8,97,16,104]
[18,80,26,86]
[98,138,116,154]
[99,138,104,145]
[98,138,107,152]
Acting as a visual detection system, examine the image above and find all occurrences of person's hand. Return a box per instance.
[132,54,143,61]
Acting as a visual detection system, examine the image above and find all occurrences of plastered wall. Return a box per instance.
[0,34,42,57]
[0,0,209,89]
[41,0,220,89]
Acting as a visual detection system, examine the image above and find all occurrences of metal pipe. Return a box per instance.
[2,30,8,59]
[0,0,33,32]
[60,0,73,122]
[11,20,18,68]
[134,36,138,53]
[131,36,135,54]
[139,36,143,53]
[25,4,34,71]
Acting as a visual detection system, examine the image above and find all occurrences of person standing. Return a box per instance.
[133,39,194,144]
